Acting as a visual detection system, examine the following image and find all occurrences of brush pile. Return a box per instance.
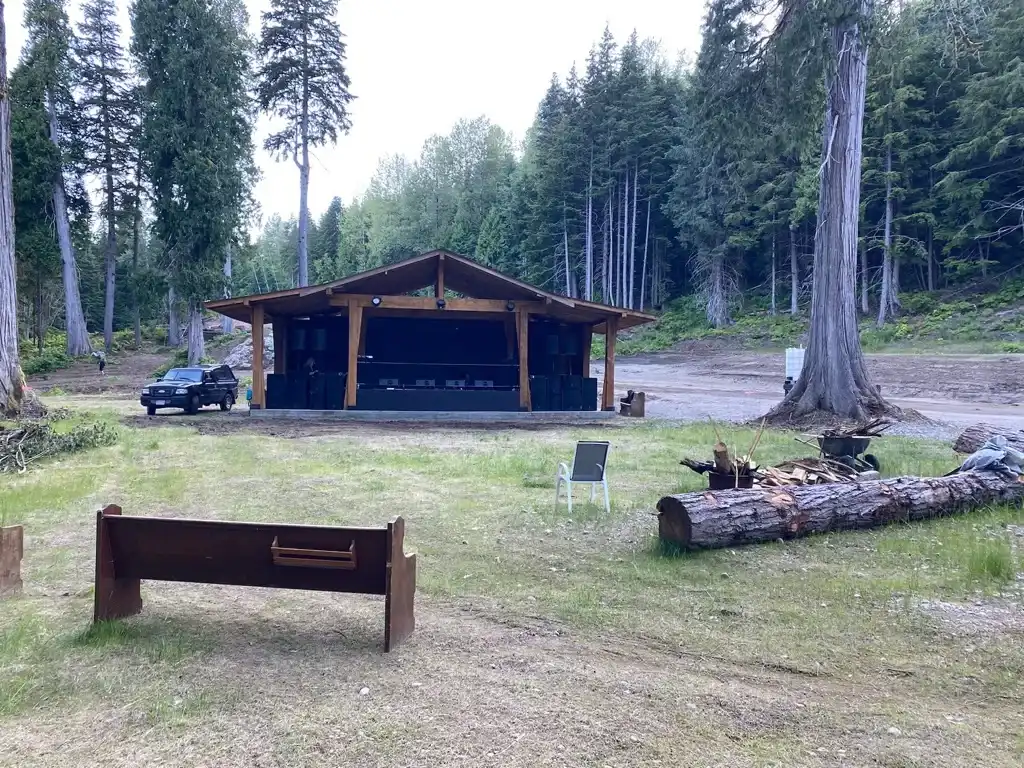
[0,414,118,474]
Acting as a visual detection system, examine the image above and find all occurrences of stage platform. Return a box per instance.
[248,408,620,424]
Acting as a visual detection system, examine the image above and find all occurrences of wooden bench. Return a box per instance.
[93,505,416,651]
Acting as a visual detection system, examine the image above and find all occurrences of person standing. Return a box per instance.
[92,349,106,374]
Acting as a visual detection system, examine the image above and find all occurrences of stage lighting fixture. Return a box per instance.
[436,298,446,309]
[371,296,382,306]
[506,300,516,311]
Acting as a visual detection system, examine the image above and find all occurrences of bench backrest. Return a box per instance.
[100,507,398,595]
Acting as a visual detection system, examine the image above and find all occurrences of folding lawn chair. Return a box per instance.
[555,441,611,515]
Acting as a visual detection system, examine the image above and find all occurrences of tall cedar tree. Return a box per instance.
[258,0,354,287]
[21,0,92,356]
[0,0,27,416]
[133,0,256,364]
[769,0,893,422]
[77,0,132,352]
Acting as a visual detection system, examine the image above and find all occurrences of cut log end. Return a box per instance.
[954,423,1024,455]
[656,496,692,549]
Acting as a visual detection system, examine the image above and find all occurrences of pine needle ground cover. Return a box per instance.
[1,414,1022,766]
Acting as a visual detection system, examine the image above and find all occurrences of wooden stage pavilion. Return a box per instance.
[206,250,655,415]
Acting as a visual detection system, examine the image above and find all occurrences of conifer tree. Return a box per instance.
[77,0,132,352]
[257,0,354,287]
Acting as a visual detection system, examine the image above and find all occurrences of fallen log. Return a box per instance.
[953,423,1024,455]
[656,471,1024,551]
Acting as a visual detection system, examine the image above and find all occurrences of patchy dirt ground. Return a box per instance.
[596,342,1024,434]
[27,352,170,396]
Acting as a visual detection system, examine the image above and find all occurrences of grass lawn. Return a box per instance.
[1,406,1022,767]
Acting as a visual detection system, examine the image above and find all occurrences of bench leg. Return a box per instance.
[385,517,416,652]
[93,506,142,622]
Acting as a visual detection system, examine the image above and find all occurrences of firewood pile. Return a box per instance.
[755,458,860,487]
[821,418,893,440]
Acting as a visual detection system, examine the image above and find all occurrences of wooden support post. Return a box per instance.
[384,516,417,652]
[251,304,265,408]
[582,325,593,379]
[271,317,287,374]
[602,317,617,410]
[435,254,445,299]
[346,303,362,408]
[517,308,531,411]
[93,505,142,622]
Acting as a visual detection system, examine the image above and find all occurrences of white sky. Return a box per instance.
[4,0,704,224]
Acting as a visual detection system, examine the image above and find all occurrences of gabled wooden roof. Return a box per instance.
[205,249,656,330]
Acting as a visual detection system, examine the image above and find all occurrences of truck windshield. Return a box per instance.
[163,369,203,382]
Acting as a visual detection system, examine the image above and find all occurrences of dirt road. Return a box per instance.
[596,344,1024,433]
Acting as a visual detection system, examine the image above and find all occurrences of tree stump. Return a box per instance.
[953,424,1024,455]
[656,472,1024,551]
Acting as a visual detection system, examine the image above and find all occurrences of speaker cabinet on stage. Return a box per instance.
[582,377,598,411]
[266,374,287,409]
[562,375,583,411]
[324,373,345,410]
[308,374,326,410]
[287,374,309,409]
[548,374,564,411]
[529,376,550,412]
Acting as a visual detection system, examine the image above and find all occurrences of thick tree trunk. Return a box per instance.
[167,286,182,347]
[860,235,869,314]
[602,198,609,303]
[789,225,798,315]
[953,424,1024,455]
[657,471,1024,551]
[222,245,233,335]
[186,301,205,365]
[621,175,628,307]
[0,9,26,417]
[706,253,730,328]
[48,93,92,357]
[768,1,891,422]
[296,122,310,287]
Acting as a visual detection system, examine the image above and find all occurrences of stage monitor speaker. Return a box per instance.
[266,374,287,409]
[562,375,584,411]
[324,374,344,410]
[287,374,309,409]
[308,374,326,410]
[582,377,598,411]
[529,376,550,411]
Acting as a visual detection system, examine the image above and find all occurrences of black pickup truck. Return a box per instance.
[140,364,239,415]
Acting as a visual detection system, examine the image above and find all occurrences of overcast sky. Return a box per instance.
[4,0,703,224]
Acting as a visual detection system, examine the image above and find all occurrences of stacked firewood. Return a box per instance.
[755,458,860,487]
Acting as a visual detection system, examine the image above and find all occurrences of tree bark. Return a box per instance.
[860,235,869,314]
[656,471,1024,551]
[186,300,204,365]
[47,92,92,357]
[953,424,1024,455]
[640,195,651,312]
[585,152,593,301]
[629,165,638,309]
[706,253,730,328]
[789,225,798,315]
[167,285,182,347]
[771,231,777,316]
[222,245,233,335]
[131,143,143,349]
[1,7,26,417]
[877,147,896,327]
[103,167,117,352]
[768,0,891,422]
